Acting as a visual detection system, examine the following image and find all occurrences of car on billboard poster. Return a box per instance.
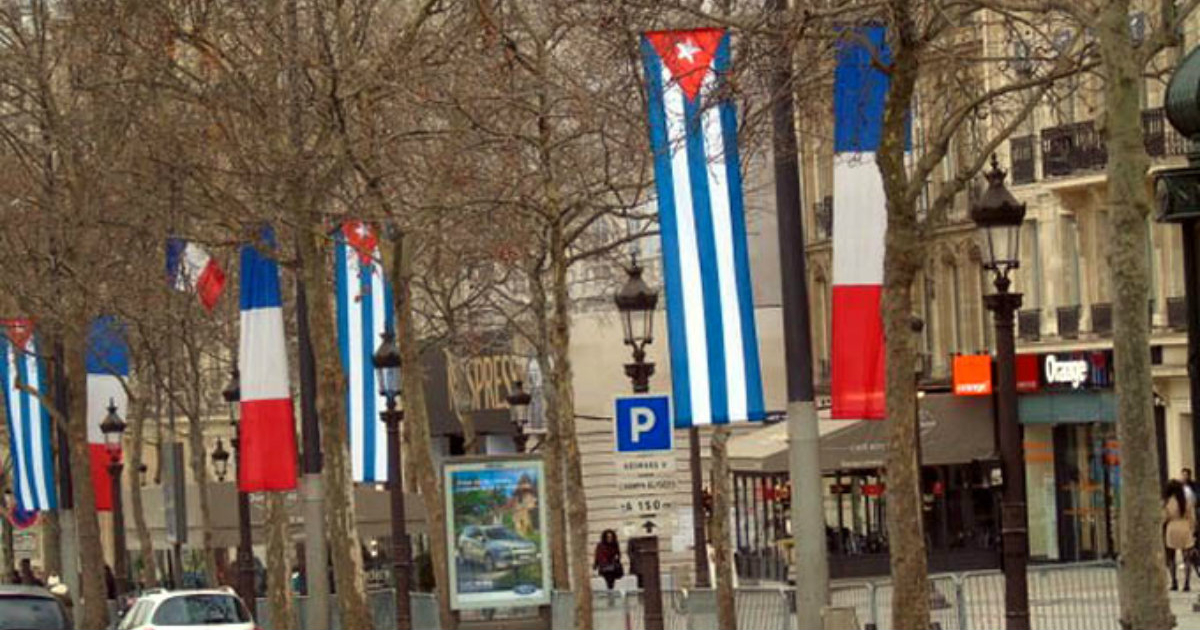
[444,457,550,610]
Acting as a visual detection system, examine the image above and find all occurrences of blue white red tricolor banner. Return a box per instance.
[335,221,393,483]
[239,226,298,492]
[831,26,899,420]
[166,237,227,311]
[640,28,765,427]
[0,319,57,512]
[87,315,128,511]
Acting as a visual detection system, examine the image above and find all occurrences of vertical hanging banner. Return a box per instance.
[86,315,128,511]
[640,28,766,428]
[335,220,393,483]
[239,226,298,492]
[0,319,57,512]
[831,26,897,420]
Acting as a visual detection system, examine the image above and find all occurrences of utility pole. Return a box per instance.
[295,251,330,629]
[768,0,828,625]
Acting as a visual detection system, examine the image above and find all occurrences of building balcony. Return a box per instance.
[1057,305,1081,339]
[1012,108,1189,184]
[1018,309,1041,341]
[1168,296,1188,330]
[1091,302,1112,336]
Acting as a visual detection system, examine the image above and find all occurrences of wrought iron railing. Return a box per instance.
[1010,135,1035,184]
[1168,296,1188,330]
[1018,309,1041,341]
[1057,305,1081,339]
[1036,108,1190,181]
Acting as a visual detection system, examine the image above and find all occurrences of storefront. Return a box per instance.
[728,393,1001,580]
[1018,350,1120,561]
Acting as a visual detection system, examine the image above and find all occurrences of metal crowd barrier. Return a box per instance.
[243,560,1120,630]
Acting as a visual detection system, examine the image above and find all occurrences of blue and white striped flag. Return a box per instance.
[641,28,765,427]
[0,320,57,511]
[335,221,394,483]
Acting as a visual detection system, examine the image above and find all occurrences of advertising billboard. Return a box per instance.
[444,457,550,610]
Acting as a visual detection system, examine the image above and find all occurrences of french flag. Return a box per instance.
[335,221,393,483]
[86,316,128,511]
[238,226,298,492]
[640,28,766,427]
[0,319,57,512]
[831,27,896,420]
[166,237,227,311]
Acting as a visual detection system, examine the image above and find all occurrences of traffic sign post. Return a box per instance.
[614,395,672,453]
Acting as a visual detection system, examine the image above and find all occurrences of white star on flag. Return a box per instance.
[676,39,700,63]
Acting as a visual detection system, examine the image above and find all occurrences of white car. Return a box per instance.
[116,588,256,630]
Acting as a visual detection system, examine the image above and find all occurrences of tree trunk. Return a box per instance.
[530,267,569,589]
[265,493,296,629]
[0,469,12,583]
[876,4,931,628]
[299,228,374,630]
[548,222,593,630]
[42,512,61,578]
[1097,2,1173,626]
[710,427,736,630]
[183,326,218,586]
[64,321,108,629]
[390,233,456,630]
[130,386,157,588]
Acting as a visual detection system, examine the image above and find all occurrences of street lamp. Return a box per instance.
[211,439,230,483]
[99,399,129,599]
[971,154,1030,630]
[506,380,533,453]
[615,254,658,393]
[222,367,256,617]
[372,330,412,630]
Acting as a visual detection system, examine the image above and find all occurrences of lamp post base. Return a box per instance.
[624,361,655,394]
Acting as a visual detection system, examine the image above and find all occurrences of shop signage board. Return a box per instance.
[952,354,993,396]
[1039,350,1114,391]
[443,456,551,610]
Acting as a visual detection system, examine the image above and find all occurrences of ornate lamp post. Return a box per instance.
[211,439,230,483]
[506,380,533,453]
[971,155,1030,630]
[372,330,411,630]
[614,255,658,393]
[99,399,129,599]
[222,368,256,617]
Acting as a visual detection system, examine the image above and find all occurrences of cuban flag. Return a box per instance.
[239,226,298,492]
[640,28,765,427]
[0,319,57,511]
[831,26,898,420]
[86,315,128,511]
[166,238,227,311]
[335,221,393,483]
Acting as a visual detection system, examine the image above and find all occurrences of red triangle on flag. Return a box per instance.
[1,319,34,350]
[343,221,379,264]
[645,28,725,102]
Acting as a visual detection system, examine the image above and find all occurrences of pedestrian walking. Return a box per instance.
[1164,479,1197,591]
[593,529,624,590]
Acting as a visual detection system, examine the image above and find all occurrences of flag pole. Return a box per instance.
[294,240,330,628]
[767,0,828,625]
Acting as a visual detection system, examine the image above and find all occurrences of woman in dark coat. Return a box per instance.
[593,529,624,590]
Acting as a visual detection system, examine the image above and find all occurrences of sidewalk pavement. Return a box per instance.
[1170,590,1200,628]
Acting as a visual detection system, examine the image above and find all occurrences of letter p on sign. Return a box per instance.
[615,395,672,453]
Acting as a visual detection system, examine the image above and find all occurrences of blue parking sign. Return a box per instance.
[615,395,672,453]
